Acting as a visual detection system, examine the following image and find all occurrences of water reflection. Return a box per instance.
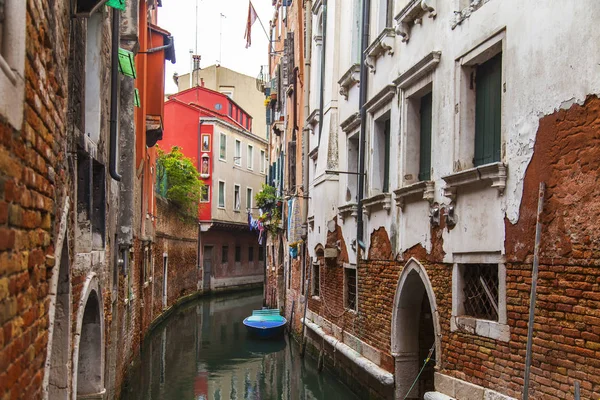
[121,290,359,400]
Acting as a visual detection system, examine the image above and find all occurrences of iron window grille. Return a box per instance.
[312,263,320,297]
[462,264,499,321]
[345,268,357,311]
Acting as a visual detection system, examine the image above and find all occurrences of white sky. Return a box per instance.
[158,0,273,94]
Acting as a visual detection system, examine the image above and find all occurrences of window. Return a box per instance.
[221,246,229,263]
[143,246,149,283]
[85,12,103,143]
[247,145,254,170]
[312,262,320,297]
[228,102,233,116]
[233,184,241,211]
[246,188,253,210]
[143,244,153,283]
[260,150,266,173]
[0,0,26,130]
[378,0,393,31]
[351,0,363,63]
[373,114,391,193]
[344,265,357,311]
[258,246,264,261]
[249,247,254,262]
[200,186,210,203]
[235,246,241,263]
[346,134,359,202]
[474,53,502,166]
[218,181,225,208]
[459,264,499,321]
[234,139,241,165]
[219,133,227,160]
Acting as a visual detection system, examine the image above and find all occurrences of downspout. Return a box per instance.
[109,7,122,181]
[300,0,312,357]
[317,0,327,144]
[357,0,371,253]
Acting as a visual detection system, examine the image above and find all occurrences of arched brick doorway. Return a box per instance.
[391,258,441,399]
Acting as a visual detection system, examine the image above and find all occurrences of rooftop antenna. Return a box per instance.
[218,13,227,65]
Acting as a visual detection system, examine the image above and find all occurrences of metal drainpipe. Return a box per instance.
[357,0,371,262]
[317,0,327,144]
[109,7,122,181]
[300,0,313,357]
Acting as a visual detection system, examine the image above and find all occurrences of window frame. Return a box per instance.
[451,253,508,342]
[246,187,253,210]
[0,0,26,130]
[260,150,266,173]
[344,263,357,312]
[233,184,241,211]
[219,132,227,161]
[217,180,226,209]
[247,144,254,170]
[234,245,241,263]
[455,29,505,171]
[248,246,254,262]
[234,139,242,166]
[200,185,210,203]
[221,245,229,264]
[311,261,320,298]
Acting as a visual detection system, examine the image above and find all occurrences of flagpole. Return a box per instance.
[247,1,275,53]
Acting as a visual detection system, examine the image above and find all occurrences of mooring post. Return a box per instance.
[523,182,546,400]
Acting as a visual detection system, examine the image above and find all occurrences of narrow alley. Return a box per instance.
[1,1,600,400]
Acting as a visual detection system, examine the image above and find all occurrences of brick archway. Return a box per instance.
[391,258,441,399]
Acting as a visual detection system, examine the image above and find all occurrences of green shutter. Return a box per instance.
[419,92,433,181]
[134,88,140,108]
[383,119,391,193]
[474,53,502,166]
[106,0,126,10]
[118,48,136,78]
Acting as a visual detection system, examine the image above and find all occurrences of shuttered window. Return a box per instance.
[474,53,502,166]
[383,119,391,193]
[419,92,433,181]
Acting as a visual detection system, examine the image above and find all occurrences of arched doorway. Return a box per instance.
[391,258,441,399]
[73,275,104,399]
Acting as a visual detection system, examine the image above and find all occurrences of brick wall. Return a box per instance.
[0,1,70,399]
[303,96,600,399]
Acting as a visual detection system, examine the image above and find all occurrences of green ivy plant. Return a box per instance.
[255,184,282,235]
[157,146,205,216]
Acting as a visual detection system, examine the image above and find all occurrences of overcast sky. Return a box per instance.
[158,0,273,94]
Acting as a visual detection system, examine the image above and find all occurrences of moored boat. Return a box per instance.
[243,309,287,339]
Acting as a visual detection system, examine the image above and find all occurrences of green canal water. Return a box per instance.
[120,290,360,400]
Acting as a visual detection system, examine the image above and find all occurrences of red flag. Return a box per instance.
[244,1,258,48]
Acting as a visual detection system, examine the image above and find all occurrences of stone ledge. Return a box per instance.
[394,0,437,43]
[338,202,359,221]
[302,317,394,386]
[340,112,361,133]
[362,193,392,217]
[393,181,434,209]
[394,51,441,89]
[442,162,507,201]
[338,63,360,100]
[365,28,395,73]
[434,372,517,400]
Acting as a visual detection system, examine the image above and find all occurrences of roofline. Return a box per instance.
[169,85,254,118]
[201,117,268,145]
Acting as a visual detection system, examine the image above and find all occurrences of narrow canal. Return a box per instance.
[121,290,360,399]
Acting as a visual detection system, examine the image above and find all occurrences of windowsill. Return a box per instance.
[442,162,507,201]
[234,163,241,167]
[218,206,226,210]
[451,315,509,342]
[393,181,434,209]
[200,173,210,179]
[338,202,359,222]
[394,0,437,43]
[338,63,360,100]
[362,193,392,217]
[307,109,320,127]
[233,209,240,213]
[219,158,227,162]
[312,296,321,301]
[365,28,396,73]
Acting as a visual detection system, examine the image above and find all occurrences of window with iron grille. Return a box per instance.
[345,266,357,311]
[312,263,320,297]
[461,264,499,321]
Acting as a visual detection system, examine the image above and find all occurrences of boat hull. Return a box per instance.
[243,317,287,339]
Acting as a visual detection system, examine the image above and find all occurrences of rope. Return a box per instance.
[401,343,436,400]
